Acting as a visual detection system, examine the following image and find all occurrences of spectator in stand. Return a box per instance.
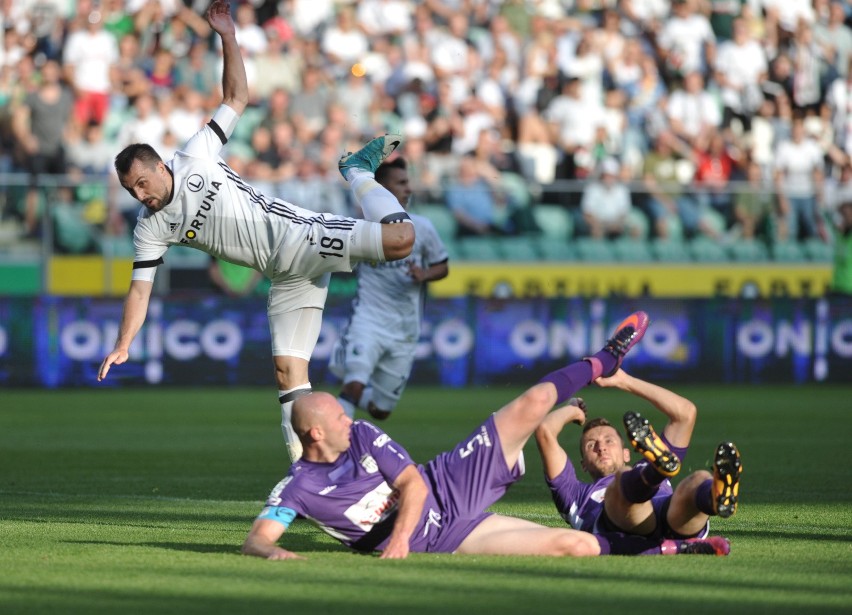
[666,71,722,147]
[788,20,829,114]
[545,75,605,182]
[656,0,716,80]
[62,9,119,128]
[10,58,75,236]
[321,6,369,79]
[115,91,166,152]
[733,158,777,241]
[692,132,741,228]
[356,0,413,39]
[715,18,768,132]
[580,158,643,239]
[826,64,852,159]
[774,116,827,241]
[445,153,513,236]
[289,66,331,142]
[814,1,852,79]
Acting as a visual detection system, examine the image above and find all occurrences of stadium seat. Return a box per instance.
[500,172,533,210]
[771,241,806,262]
[689,237,730,262]
[532,204,573,241]
[625,209,650,239]
[498,236,540,261]
[168,244,210,267]
[802,238,833,262]
[650,238,691,262]
[728,239,769,262]
[612,237,654,262]
[53,203,98,254]
[412,203,458,243]
[538,239,576,261]
[457,236,503,261]
[101,234,135,257]
[573,238,617,262]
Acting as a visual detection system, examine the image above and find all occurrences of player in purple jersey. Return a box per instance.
[535,366,742,553]
[242,311,731,560]
[96,0,415,463]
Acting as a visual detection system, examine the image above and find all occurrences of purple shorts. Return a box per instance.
[416,414,524,553]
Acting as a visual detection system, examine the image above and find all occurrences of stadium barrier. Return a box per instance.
[1,295,849,387]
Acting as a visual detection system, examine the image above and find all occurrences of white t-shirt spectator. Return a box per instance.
[356,0,412,37]
[581,181,632,225]
[715,39,767,113]
[667,89,721,139]
[545,95,606,149]
[63,28,119,94]
[658,13,716,75]
[774,138,824,197]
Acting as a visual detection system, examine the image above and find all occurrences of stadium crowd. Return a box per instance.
[1,0,852,258]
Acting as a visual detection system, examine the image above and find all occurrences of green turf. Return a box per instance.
[1,385,851,614]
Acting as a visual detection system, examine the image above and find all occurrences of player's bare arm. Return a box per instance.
[207,0,248,116]
[535,397,586,480]
[98,279,154,381]
[595,369,696,448]
[380,465,429,560]
[241,519,305,560]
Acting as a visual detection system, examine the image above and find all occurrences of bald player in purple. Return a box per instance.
[534,367,742,556]
[241,311,729,559]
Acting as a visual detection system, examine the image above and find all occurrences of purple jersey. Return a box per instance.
[546,434,682,535]
[257,416,522,553]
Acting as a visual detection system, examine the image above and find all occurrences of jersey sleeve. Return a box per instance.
[257,475,302,529]
[131,215,168,282]
[544,457,584,517]
[353,421,416,486]
[416,217,449,267]
[180,104,240,160]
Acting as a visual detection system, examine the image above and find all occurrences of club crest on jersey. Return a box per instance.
[360,454,379,474]
[186,174,204,192]
[180,180,222,244]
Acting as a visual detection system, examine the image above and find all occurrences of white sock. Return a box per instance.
[348,172,407,222]
[280,383,311,462]
[360,386,374,411]
[338,395,356,419]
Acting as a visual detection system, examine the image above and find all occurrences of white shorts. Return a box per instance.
[328,317,416,388]
[266,217,384,359]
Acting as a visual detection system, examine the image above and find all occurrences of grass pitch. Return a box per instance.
[1,384,851,614]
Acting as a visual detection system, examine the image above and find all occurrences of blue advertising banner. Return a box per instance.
[1,296,850,387]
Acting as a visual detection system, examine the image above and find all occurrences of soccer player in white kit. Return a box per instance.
[329,157,449,420]
[97,0,415,463]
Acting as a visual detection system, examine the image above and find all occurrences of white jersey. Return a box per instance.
[131,104,355,282]
[348,212,447,341]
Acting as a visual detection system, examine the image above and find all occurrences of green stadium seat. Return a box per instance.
[728,239,769,262]
[538,239,576,261]
[689,237,729,262]
[625,209,650,239]
[101,234,135,257]
[802,238,833,262]
[573,238,617,262]
[650,238,691,262]
[612,237,654,262]
[500,172,532,209]
[412,203,458,243]
[53,203,98,254]
[498,236,540,261]
[771,241,806,262]
[457,236,502,261]
[532,204,573,241]
[168,244,210,267]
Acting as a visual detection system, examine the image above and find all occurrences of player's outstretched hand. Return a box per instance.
[567,397,587,425]
[594,368,630,388]
[206,0,235,35]
[379,536,410,559]
[98,349,128,381]
[266,548,306,561]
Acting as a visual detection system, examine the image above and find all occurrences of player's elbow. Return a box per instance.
[382,223,415,261]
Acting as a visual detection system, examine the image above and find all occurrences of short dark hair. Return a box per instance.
[375,156,407,185]
[579,417,621,455]
[114,143,163,177]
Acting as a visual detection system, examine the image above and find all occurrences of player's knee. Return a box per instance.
[382,223,415,261]
[552,531,599,557]
[368,404,392,421]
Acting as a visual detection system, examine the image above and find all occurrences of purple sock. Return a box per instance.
[695,479,715,515]
[596,532,662,556]
[538,362,593,405]
[620,462,662,503]
[585,349,618,381]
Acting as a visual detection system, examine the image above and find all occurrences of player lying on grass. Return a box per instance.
[329,156,450,421]
[96,0,414,464]
[242,312,730,560]
[534,367,742,553]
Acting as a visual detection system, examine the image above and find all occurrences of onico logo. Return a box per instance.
[60,319,244,362]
